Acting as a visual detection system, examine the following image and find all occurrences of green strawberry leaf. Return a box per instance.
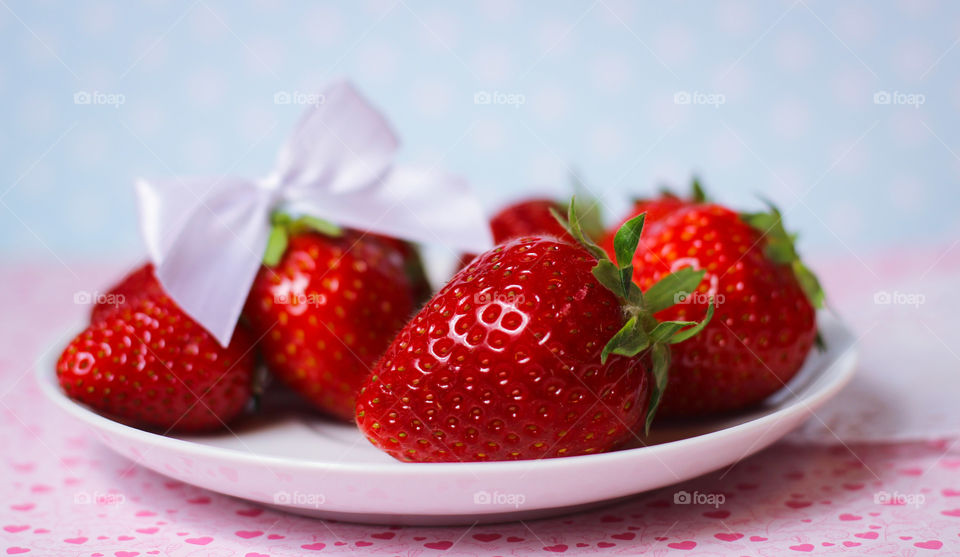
[742,203,798,264]
[263,221,289,267]
[649,319,698,344]
[294,215,342,237]
[792,260,825,309]
[600,315,650,364]
[592,259,628,300]
[613,213,645,269]
[556,198,641,304]
[741,200,826,311]
[612,214,645,299]
[644,343,671,434]
[643,267,706,313]
[668,298,715,344]
[263,212,342,267]
[551,198,606,261]
[690,176,707,203]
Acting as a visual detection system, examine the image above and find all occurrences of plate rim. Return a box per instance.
[37,313,858,476]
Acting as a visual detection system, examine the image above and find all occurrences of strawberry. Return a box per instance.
[90,263,163,323]
[58,293,257,432]
[355,201,712,462]
[243,214,417,421]
[605,181,824,417]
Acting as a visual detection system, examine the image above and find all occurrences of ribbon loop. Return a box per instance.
[274,81,398,195]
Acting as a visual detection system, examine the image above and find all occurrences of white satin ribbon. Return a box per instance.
[135,80,492,346]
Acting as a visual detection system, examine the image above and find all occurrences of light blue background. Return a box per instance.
[1,0,957,262]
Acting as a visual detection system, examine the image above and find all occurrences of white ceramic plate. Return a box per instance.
[39,312,856,525]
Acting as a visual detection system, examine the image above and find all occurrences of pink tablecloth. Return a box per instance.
[2,253,959,556]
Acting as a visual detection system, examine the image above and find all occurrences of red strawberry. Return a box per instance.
[90,263,163,323]
[58,293,256,432]
[606,183,823,417]
[244,215,417,421]
[355,201,712,462]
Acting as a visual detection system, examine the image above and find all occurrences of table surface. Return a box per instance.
[2,254,959,556]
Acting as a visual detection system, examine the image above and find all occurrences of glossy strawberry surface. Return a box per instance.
[356,237,650,462]
[245,231,416,421]
[59,294,256,432]
[617,203,817,416]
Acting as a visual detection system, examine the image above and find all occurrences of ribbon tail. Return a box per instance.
[142,179,272,346]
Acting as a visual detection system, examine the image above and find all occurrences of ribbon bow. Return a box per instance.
[136,80,492,346]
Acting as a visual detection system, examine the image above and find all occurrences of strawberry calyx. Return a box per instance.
[739,201,825,311]
[553,198,715,433]
[262,212,342,267]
